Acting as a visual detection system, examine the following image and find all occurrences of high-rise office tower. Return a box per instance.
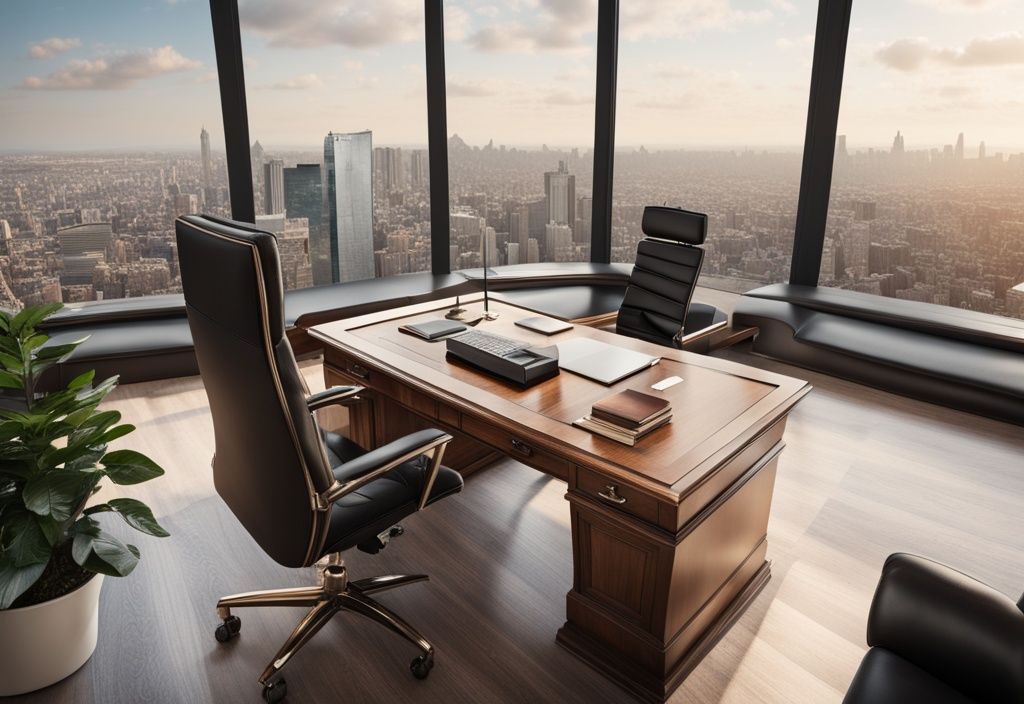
[544,160,575,227]
[373,147,404,192]
[409,149,428,188]
[506,241,520,266]
[891,131,904,155]
[955,132,964,160]
[263,159,285,215]
[836,134,848,159]
[979,141,986,160]
[251,140,266,214]
[575,196,593,244]
[509,204,529,253]
[324,131,375,283]
[200,127,212,195]
[284,163,330,287]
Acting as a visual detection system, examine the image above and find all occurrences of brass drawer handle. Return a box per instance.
[598,485,627,505]
[349,363,370,380]
[510,438,532,457]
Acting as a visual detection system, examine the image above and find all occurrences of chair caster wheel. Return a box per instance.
[262,678,287,703]
[410,654,433,680]
[215,615,241,643]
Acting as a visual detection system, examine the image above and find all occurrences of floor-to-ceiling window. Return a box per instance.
[824,1,1024,319]
[0,0,227,307]
[442,0,598,270]
[239,0,432,288]
[611,0,817,293]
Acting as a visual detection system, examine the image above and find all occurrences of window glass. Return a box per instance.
[240,0,432,287]
[0,0,226,306]
[443,0,597,269]
[613,1,816,293]
[826,1,1024,319]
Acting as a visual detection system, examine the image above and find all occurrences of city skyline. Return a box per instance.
[4,1,1024,150]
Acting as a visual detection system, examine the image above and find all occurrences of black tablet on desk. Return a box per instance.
[399,319,468,341]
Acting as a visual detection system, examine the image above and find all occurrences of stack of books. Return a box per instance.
[573,389,672,446]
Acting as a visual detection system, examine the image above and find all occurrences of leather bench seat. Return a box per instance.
[733,287,1024,425]
[491,285,626,321]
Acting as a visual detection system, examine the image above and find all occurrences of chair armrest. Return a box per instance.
[319,429,452,510]
[867,553,1024,702]
[307,385,364,411]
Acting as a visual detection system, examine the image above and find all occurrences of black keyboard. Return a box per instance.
[446,329,559,387]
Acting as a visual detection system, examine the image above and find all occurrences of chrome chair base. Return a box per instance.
[214,554,434,700]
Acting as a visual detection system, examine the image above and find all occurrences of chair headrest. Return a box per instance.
[641,206,707,245]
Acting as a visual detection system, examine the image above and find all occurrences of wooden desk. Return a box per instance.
[309,297,810,702]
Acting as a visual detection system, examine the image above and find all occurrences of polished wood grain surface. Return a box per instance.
[7,343,1024,704]
[310,296,809,497]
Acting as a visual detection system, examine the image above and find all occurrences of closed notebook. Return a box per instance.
[592,389,670,429]
[573,414,671,446]
[399,319,468,341]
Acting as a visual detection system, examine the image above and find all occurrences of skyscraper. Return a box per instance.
[373,147,403,192]
[200,127,212,204]
[891,130,904,155]
[324,131,374,283]
[263,159,285,215]
[283,163,330,286]
[409,149,428,188]
[955,132,965,160]
[544,160,575,227]
[251,140,266,214]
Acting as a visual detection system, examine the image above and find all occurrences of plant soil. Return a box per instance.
[11,541,95,609]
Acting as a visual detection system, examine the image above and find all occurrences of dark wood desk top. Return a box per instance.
[310,296,810,503]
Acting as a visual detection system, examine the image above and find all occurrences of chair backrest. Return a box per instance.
[175,215,334,568]
[615,206,708,347]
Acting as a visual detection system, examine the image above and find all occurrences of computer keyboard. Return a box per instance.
[452,330,529,357]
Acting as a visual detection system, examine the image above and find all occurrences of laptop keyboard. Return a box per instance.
[453,330,529,357]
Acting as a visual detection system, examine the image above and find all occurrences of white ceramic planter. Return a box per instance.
[0,573,103,696]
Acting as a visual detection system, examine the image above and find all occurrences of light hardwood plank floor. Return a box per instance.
[9,348,1024,704]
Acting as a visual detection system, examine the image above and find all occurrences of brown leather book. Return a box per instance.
[592,389,671,429]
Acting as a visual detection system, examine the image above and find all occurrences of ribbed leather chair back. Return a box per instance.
[615,206,708,347]
[176,215,334,568]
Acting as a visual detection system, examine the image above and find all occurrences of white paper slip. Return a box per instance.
[651,376,683,391]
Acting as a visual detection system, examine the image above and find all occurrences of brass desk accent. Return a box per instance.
[309,296,810,702]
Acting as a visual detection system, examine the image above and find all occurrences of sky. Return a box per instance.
[1,0,1023,152]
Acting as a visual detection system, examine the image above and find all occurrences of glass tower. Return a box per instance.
[324,131,374,283]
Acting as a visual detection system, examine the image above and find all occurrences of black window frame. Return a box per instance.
[211,0,852,283]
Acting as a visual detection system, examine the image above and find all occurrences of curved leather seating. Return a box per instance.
[733,285,1024,425]
[844,553,1024,704]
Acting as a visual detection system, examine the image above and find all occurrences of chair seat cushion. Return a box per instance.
[843,648,974,704]
[319,430,463,555]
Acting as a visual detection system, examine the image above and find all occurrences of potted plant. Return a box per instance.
[0,303,169,696]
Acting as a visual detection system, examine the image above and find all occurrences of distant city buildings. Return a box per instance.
[200,126,212,205]
[263,159,285,215]
[324,131,374,283]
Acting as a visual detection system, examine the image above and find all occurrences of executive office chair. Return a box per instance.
[843,553,1024,704]
[610,206,727,350]
[175,214,463,703]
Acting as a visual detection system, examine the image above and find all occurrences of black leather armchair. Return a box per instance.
[175,215,464,703]
[844,553,1024,704]
[609,206,727,351]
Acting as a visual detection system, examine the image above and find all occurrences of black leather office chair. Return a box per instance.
[844,553,1024,704]
[611,206,727,350]
[175,214,463,703]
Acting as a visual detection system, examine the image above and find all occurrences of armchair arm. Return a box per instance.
[867,553,1024,703]
[307,385,364,411]
[318,429,452,511]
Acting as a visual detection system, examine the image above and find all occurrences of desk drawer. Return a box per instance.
[462,415,570,481]
[327,356,437,420]
[575,467,662,525]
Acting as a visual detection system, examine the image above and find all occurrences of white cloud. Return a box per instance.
[876,33,1024,71]
[776,34,814,50]
[264,72,323,90]
[446,79,500,97]
[239,0,424,48]
[21,46,200,90]
[908,0,1006,14]
[28,37,81,59]
[620,0,773,41]
[465,0,597,53]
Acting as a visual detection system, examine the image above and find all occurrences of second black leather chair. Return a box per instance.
[175,214,464,703]
[612,206,727,349]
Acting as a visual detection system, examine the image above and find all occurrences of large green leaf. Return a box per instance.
[2,510,51,567]
[71,524,139,577]
[23,471,99,522]
[100,450,164,485]
[85,498,169,538]
[0,370,21,389]
[0,559,47,609]
[67,369,95,391]
[10,302,62,335]
[34,340,86,363]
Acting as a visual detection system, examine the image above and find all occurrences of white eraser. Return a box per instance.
[651,375,683,391]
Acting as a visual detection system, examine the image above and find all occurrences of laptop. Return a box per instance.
[556,338,660,385]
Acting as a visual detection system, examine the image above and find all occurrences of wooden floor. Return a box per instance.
[11,346,1024,704]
